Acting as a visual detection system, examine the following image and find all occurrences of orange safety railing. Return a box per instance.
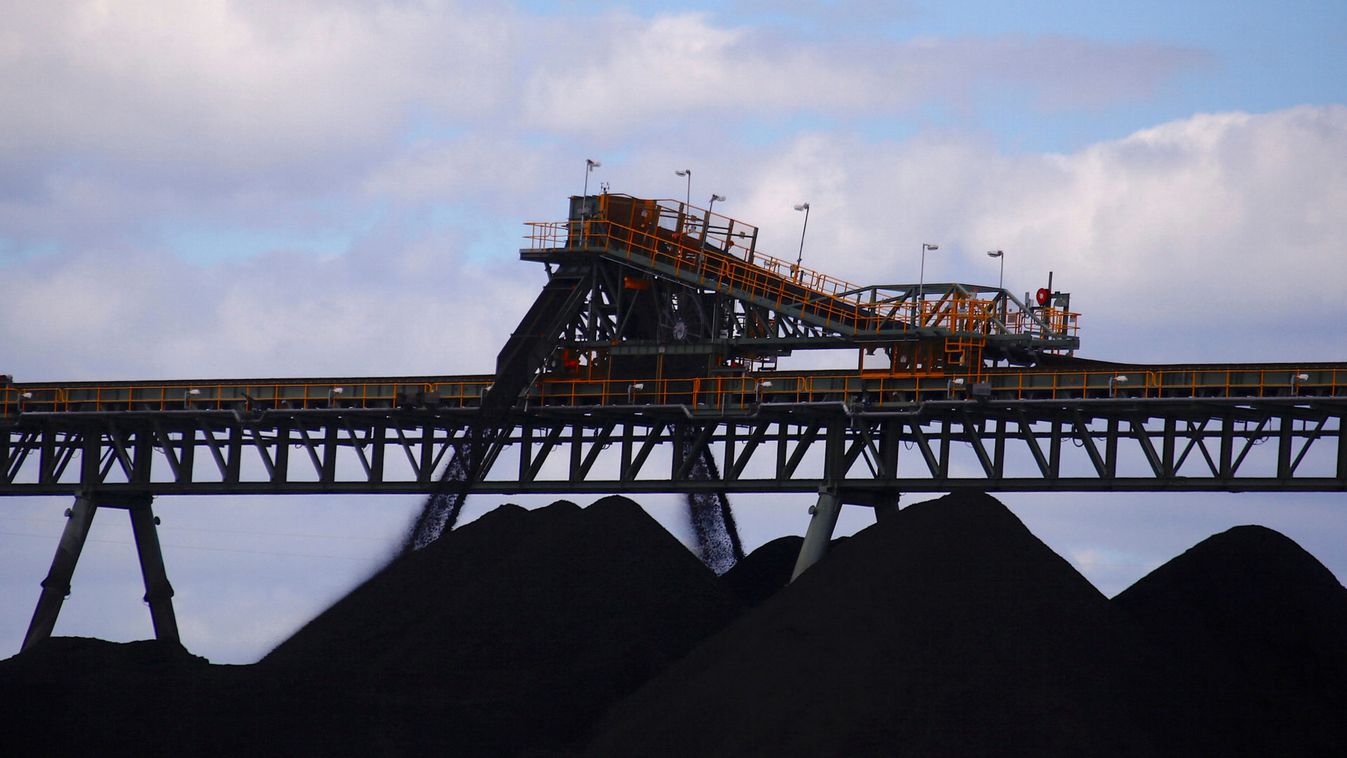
[3,366,1345,418]
[527,217,892,335]
[2,379,496,414]
[525,197,1079,342]
[529,366,1347,406]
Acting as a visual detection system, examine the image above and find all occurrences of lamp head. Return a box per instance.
[794,203,810,211]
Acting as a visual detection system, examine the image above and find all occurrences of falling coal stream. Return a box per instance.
[407,424,745,573]
[684,436,744,575]
[406,441,475,552]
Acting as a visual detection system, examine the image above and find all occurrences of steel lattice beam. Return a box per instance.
[3,398,1344,497]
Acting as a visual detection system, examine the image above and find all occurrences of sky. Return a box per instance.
[2,1,1346,663]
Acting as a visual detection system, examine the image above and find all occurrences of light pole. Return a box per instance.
[793,203,810,275]
[986,249,1006,325]
[675,169,692,209]
[918,242,939,309]
[708,193,725,213]
[986,250,1004,290]
[583,159,601,203]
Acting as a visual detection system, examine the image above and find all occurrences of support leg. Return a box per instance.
[791,488,843,581]
[127,498,180,644]
[22,493,98,652]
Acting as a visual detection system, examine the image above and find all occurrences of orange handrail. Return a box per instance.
[3,366,1344,418]
[524,199,1080,341]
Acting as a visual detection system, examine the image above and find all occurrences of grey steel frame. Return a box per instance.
[7,396,1345,652]
[4,397,1345,496]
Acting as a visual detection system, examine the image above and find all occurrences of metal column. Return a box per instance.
[791,487,843,581]
[791,420,849,581]
[21,491,98,651]
[127,497,179,643]
[21,491,179,652]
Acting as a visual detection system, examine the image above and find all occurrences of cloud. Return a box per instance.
[966,105,1347,358]
[520,13,1205,135]
[689,105,1347,362]
[0,1,513,181]
[5,105,1343,380]
[0,221,537,380]
[0,4,1209,260]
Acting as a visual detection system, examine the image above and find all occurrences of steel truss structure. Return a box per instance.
[5,398,1344,496]
[5,192,1345,652]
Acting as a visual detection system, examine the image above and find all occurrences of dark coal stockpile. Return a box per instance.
[1114,525,1347,755]
[588,494,1347,757]
[720,534,805,607]
[719,534,849,608]
[262,495,742,754]
[0,638,222,756]
[589,492,1170,757]
[2,493,1345,757]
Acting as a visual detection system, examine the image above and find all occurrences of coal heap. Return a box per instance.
[260,495,741,754]
[0,637,222,756]
[719,535,852,608]
[588,492,1170,757]
[3,493,1345,756]
[1115,525,1347,754]
[720,534,804,607]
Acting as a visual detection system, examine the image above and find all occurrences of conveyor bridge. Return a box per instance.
[3,192,1344,654]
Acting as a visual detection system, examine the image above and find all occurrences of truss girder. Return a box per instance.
[2,399,1344,497]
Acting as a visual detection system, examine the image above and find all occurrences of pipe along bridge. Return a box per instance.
[4,193,1345,652]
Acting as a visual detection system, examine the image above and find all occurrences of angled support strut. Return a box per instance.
[22,490,178,652]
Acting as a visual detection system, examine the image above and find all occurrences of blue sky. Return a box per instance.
[2,1,1346,663]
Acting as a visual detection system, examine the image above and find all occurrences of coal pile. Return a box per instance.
[261,495,741,754]
[2,493,1345,756]
[719,534,851,608]
[589,492,1170,756]
[0,637,220,756]
[1115,525,1347,755]
[720,534,804,607]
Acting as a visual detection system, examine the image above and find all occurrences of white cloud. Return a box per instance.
[967,106,1347,358]
[0,226,537,380]
[6,105,1342,379]
[0,4,1209,258]
[690,105,1347,362]
[0,1,513,174]
[520,13,1205,135]
[5,104,1342,378]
